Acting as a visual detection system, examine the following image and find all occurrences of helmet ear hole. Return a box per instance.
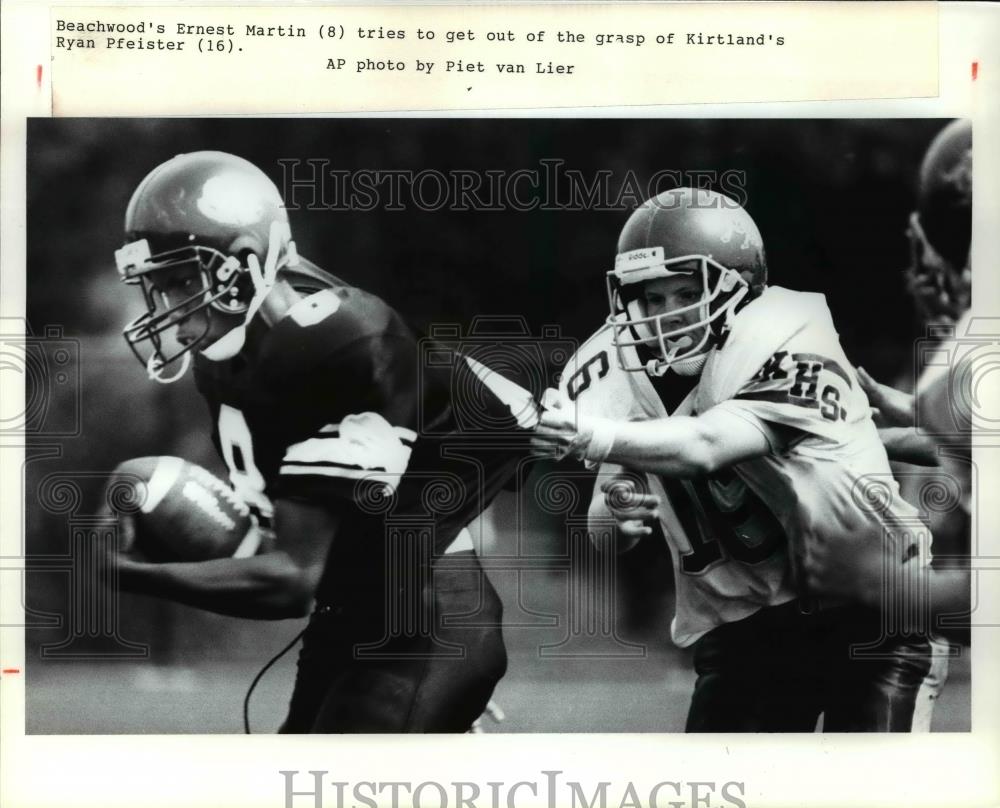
[204,249,253,314]
[227,231,267,264]
[738,268,755,289]
[738,267,765,298]
[230,250,257,306]
[235,247,255,270]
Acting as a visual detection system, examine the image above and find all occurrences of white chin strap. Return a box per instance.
[644,346,707,377]
[200,223,291,363]
[666,352,708,376]
[200,325,247,361]
[147,351,191,384]
[636,321,711,378]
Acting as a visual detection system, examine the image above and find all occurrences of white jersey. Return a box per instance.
[562,309,796,647]
[562,286,926,647]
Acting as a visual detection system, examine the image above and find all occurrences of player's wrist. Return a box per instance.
[574,415,618,466]
[887,392,916,428]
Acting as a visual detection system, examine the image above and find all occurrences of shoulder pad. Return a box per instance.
[258,287,410,383]
[699,286,847,413]
[558,323,644,420]
[559,325,615,400]
[729,287,833,346]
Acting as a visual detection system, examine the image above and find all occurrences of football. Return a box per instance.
[106,456,257,562]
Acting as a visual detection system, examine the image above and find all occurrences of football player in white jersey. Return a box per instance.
[533,187,937,731]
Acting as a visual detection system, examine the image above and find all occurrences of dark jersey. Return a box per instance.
[194,278,532,613]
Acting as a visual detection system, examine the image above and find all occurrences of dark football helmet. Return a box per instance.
[115,151,297,382]
[906,119,972,326]
[607,187,767,376]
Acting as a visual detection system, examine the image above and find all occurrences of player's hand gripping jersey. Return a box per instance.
[563,286,926,646]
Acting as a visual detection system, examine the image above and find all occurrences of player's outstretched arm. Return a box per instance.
[532,392,771,477]
[114,499,338,620]
[602,408,771,477]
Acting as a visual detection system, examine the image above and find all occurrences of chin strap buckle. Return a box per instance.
[147,351,192,384]
[645,357,668,377]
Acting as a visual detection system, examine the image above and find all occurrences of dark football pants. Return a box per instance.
[685,600,934,732]
[279,550,506,733]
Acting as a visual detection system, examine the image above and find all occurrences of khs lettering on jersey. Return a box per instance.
[738,351,851,425]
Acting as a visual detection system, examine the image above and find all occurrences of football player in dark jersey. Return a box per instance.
[109,151,536,732]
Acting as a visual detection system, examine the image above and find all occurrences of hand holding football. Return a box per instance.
[106,456,257,562]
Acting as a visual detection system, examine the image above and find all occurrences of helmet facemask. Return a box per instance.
[606,246,749,377]
[117,239,248,383]
[116,221,295,383]
[117,151,299,384]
